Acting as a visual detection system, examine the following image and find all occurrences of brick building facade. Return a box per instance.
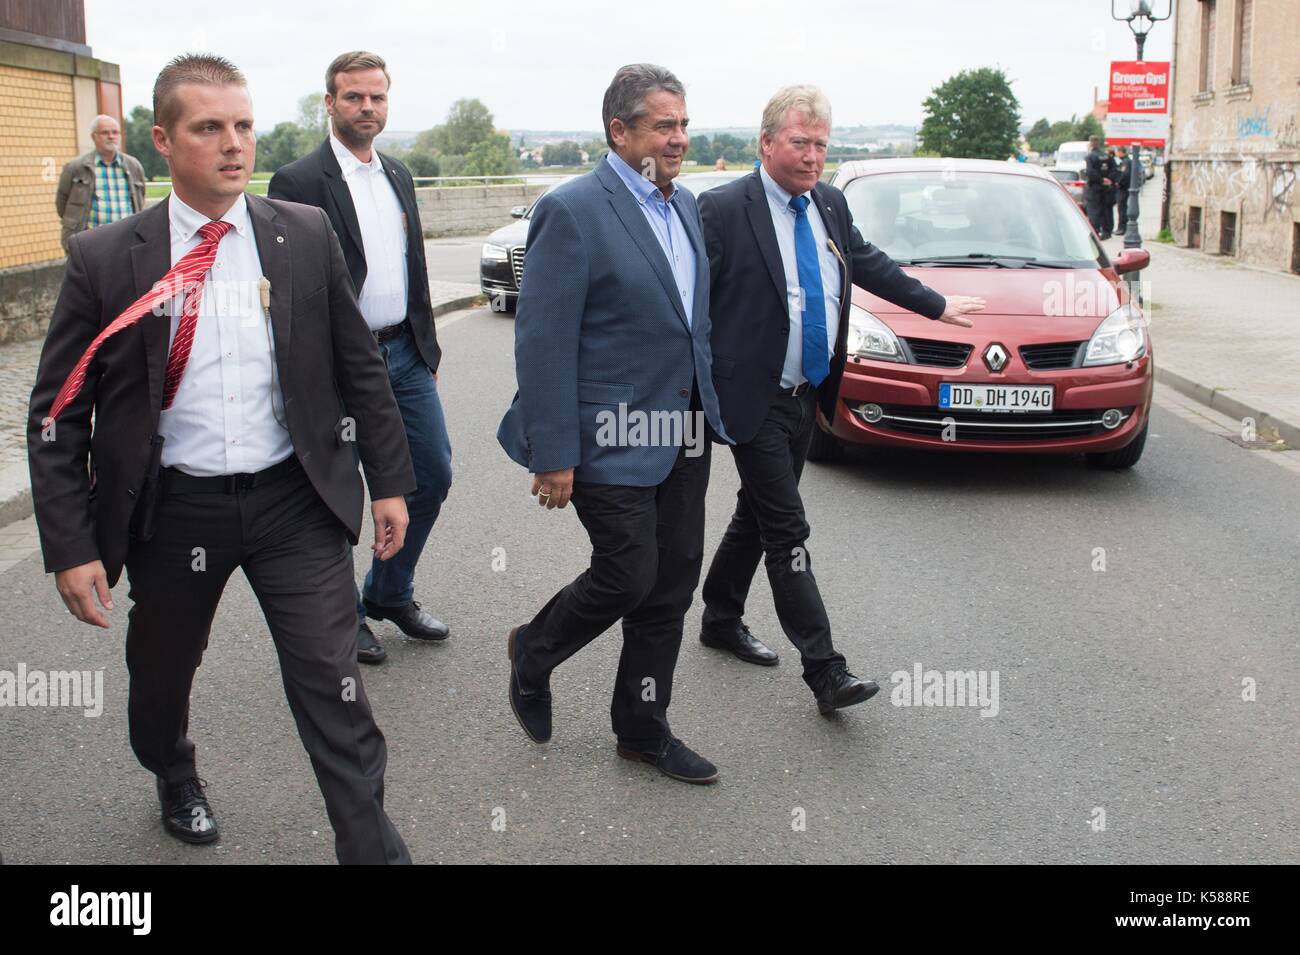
[1167,0,1300,272]
[0,0,124,342]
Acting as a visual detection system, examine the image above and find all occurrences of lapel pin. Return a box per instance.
[276,235,284,244]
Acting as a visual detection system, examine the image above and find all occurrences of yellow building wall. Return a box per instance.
[0,63,78,269]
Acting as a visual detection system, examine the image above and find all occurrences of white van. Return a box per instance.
[1053,141,1090,176]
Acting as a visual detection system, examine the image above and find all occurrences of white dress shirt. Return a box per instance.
[759,165,844,388]
[330,134,408,331]
[159,192,293,476]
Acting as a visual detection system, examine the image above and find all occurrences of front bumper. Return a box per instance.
[827,353,1153,453]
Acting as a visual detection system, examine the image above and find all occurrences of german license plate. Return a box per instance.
[938,383,1054,412]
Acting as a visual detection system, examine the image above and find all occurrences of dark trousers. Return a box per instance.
[1116,188,1129,234]
[701,388,846,691]
[359,324,453,616]
[514,442,711,750]
[123,460,410,864]
[1086,186,1109,235]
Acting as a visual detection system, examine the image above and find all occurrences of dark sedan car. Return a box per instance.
[480,169,747,311]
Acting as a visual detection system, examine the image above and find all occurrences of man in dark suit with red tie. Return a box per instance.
[696,85,985,713]
[27,54,415,863]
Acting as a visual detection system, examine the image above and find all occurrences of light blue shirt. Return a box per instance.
[759,165,843,388]
[605,151,696,328]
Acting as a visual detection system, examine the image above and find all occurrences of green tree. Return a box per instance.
[255,121,312,173]
[297,92,328,141]
[541,140,582,166]
[462,132,517,176]
[1074,113,1105,143]
[123,105,168,179]
[582,138,608,162]
[918,67,1021,159]
[430,98,496,155]
[689,134,712,162]
[403,151,441,178]
[1025,117,1052,153]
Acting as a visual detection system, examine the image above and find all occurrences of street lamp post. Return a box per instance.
[1110,0,1172,250]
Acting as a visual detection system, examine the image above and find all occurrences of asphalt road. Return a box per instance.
[2,295,1297,865]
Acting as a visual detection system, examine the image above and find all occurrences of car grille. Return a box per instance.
[1020,341,1085,370]
[903,337,972,368]
[510,247,525,290]
[857,404,1132,442]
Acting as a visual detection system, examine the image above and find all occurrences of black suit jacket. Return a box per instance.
[268,139,442,373]
[26,194,416,586]
[699,171,946,444]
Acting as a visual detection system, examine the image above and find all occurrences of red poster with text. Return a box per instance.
[1105,60,1170,147]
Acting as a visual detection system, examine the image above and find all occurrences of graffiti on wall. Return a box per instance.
[1265,162,1295,222]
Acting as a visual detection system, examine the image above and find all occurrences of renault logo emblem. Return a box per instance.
[983,342,1009,372]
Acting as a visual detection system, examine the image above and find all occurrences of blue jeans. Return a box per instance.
[357,326,453,618]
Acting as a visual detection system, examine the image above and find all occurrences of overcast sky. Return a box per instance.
[88,0,1175,133]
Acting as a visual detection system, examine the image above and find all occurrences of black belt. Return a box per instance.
[374,318,410,344]
[780,381,815,397]
[161,455,300,494]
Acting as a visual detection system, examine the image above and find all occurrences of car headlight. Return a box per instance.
[846,303,904,362]
[481,243,510,262]
[1083,303,1147,366]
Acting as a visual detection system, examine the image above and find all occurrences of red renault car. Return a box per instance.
[810,158,1151,469]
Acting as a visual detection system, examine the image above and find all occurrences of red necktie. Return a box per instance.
[46,219,233,421]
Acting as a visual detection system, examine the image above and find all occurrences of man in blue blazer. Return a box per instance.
[498,64,729,784]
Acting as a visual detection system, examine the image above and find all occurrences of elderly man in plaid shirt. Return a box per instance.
[55,115,147,252]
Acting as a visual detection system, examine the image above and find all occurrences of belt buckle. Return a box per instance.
[792,381,809,397]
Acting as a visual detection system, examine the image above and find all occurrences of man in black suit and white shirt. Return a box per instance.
[696,85,984,714]
[270,52,452,665]
[28,54,414,862]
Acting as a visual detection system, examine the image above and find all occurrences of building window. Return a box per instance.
[1219,211,1237,255]
[1199,0,1218,92]
[1188,206,1203,249]
[1231,0,1253,85]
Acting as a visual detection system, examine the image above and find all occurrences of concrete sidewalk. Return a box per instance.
[1101,175,1300,446]
[0,274,481,531]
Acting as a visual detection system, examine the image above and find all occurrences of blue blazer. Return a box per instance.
[498,160,729,486]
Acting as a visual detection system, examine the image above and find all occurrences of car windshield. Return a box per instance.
[1048,169,1078,184]
[843,170,1103,267]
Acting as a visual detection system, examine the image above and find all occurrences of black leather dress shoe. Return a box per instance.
[617,737,719,785]
[700,622,779,666]
[363,598,449,641]
[815,666,880,715]
[357,621,386,665]
[507,626,551,743]
[156,776,219,844]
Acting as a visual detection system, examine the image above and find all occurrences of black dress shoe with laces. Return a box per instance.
[815,666,880,715]
[363,598,449,641]
[700,621,779,666]
[357,621,387,665]
[157,776,219,844]
[617,737,720,784]
[507,626,552,743]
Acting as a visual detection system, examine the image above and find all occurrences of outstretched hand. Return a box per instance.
[938,295,987,328]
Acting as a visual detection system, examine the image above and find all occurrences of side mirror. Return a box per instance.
[509,205,527,219]
[1113,249,1150,275]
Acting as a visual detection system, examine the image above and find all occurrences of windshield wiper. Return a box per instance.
[900,254,1075,269]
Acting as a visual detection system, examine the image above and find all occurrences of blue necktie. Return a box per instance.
[789,195,829,387]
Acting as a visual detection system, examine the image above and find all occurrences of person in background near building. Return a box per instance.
[1114,146,1131,235]
[55,115,147,253]
[1102,146,1119,239]
[269,51,452,665]
[1084,135,1112,239]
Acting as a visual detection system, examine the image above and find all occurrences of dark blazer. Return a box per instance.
[26,194,416,586]
[268,139,442,373]
[497,159,729,486]
[699,171,946,445]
